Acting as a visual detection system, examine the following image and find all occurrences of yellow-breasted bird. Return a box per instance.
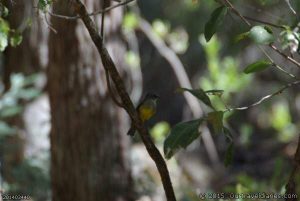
[127,93,159,136]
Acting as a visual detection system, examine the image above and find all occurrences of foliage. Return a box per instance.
[0,4,24,52]
[199,36,251,109]
[38,0,52,11]
[9,159,50,200]
[150,121,170,143]
[164,119,203,159]
[162,0,298,174]
[204,6,228,42]
[0,74,44,199]
[248,26,275,45]
[243,60,272,74]
[0,74,41,138]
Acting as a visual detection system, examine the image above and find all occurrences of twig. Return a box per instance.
[224,1,298,80]
[44,12,57,33]
[105,69,124,107]
[243,15,285,29]
[284,0,297,16]
[269,44,300,69]
[72,1,176,200]
[220,0,300,71]
[226,80,300,112]
[260,47,297,79]
[138,18,220,166]
[222,0,251,26]
[49,0,134,20]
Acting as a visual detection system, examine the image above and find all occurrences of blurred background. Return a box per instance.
[0,0,300,200]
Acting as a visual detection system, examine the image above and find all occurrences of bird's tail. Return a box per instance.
[127,124,136,136]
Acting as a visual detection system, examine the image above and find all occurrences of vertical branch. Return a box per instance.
[72,1,177,200]
[101,0,109,38]
[285,134,300,201]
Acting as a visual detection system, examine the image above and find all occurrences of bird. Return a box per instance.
[127,93,159,136]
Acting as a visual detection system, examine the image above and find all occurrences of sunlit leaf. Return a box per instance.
[234,32,249,43]
[204,6,228,42]
[243,60,272,74]
[164,119,203,159]
[179,88,214,109]
[0,18,9,51]
[150,121,170,143]
[249,25,275,44]
[207,111,224,134]
[153,20,170,38]
[123,12,139,31]
[125,51,140,69]
[10,32,23,47]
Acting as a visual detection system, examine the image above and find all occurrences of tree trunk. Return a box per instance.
[1,0,48,192]
[3,0,47,89]
[48,1,133,201]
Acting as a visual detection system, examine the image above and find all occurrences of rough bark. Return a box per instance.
[48,1,133,201]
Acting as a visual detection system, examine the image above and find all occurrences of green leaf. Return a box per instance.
[224,142,234,167]
[10,32,23,47]
[207,111,224,134]
[179,88,214,109]
[0,32,7,51]
[164,119,203,159]
[0,18,9,51]
[0,105,23,118]
[0,121,16,136]
[234,32,249,43]
[204,6,228,42]
[249,25,275,44]
[243,60,272,74]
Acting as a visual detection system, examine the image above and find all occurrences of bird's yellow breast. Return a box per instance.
[138,106,155,122]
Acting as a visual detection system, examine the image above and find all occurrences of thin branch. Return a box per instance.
[273,63,297,79]
[269,44,300,69]
[259,47,297,79]
[49,0,134,20]
[222,0,251,26]
[105,68,124,108]
[284,0,297,16]
[138,18,221,166]
[226,80,300,112]
[44,12,57,33]
[243,15,285,29]
[220,0,300,71]
[72,1,176,200]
